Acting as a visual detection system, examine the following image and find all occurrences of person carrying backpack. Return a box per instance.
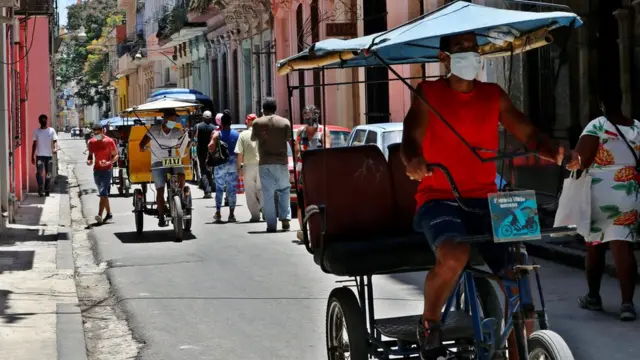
[209,110,240,223]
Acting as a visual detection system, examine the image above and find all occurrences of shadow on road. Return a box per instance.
[247,230,294,235]
[113,230,196,243]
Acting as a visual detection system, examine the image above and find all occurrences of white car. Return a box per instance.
[346,123,403,159]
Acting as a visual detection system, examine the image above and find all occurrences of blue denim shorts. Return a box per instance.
[151,161,185,189]
[413,199,511,274]
[93,170,111,197]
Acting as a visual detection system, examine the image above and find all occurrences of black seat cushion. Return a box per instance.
[314,232,485,277]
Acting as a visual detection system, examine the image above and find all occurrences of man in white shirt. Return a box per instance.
[31,114,59,196]
[235,113,262,222]
[139,109,189,227]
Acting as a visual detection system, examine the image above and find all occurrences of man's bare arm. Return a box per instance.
[31,140,37,162]
[498,89,557,161]
[400,84,429,165]
[139,133,151,150]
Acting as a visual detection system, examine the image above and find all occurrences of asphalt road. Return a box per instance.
[59,137,640,360]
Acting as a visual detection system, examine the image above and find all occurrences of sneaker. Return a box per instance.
[203,193,212,199]
[620,303,636,321]
[45,191,50,197]
[417,318,448,360]
[266,228,277,233]
[94,215,102,224]
[38,188,44,197]
[297,230,303,241]
[103,213,113,223]
[214,212,222,223]
[249,217,260,223]
[281,220,290,231]
[158,217,167,227]
[578,293,603,311]
[228,214,237,223]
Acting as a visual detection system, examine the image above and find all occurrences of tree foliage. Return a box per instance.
[56,0,121,107]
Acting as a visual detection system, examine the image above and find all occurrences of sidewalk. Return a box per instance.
[0,175,87,359]
[528,238,640,282]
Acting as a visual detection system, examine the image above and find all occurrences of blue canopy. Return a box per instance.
[277,1,582,74]
[146,93,212,104]
[149,88,205,98]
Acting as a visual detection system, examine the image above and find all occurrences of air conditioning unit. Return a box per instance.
[0,0,20,8]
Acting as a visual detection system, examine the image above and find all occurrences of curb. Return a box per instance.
[56,303,88,360]
[55,165,89,360]
[527,242,640,282]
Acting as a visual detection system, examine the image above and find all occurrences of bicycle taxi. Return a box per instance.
[121,99,198,240]
[277,1,582,359]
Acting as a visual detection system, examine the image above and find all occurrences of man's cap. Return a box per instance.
[245,114,257,123]
[92,123,103,130]
[163,108,177,116]
[203,110,213,119]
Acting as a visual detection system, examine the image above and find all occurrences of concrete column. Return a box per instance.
[613,8,633,117]
[0,9,9,224]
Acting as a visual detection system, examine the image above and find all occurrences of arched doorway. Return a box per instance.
[363,0,389,124]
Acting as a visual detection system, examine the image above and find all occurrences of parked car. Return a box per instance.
[288,124,352,215]
[70,127,80,138]
[347,122,403,159]
[231,124,248,133]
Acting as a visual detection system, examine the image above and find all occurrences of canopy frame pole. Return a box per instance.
[371,51,535,163]
[286,74,440,89]
[503,0,572,12]
[286,73,301,208]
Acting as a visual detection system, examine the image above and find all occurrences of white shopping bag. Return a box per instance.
[554,171,592,237]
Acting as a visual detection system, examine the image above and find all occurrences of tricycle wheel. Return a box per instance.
[458,277,503,359]
[326,287,368,360]
[133,189,144,235]
[183,186,192,232]
[528,330,574,360]
[172,195,184,241]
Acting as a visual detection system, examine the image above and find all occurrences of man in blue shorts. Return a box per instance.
[87,123,118,224]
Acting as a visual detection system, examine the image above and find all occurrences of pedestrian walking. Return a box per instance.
[567,85,638,321]
[31,114,59,196]
[235,113,263,222]
[251,97,292,233]
[295,105,323,240]
[86,123,119,224]
[194,110,216,198]
[210,110,240,223]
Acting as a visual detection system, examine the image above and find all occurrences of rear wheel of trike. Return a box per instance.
[326,287,369,360]
[183,186,192,232]
[133,189,144,235]
[172,195,184,241]
[528,330,574,360]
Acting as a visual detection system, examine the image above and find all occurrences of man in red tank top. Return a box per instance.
[402,32,575,360]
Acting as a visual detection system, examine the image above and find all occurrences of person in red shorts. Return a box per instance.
[87,123,119,224]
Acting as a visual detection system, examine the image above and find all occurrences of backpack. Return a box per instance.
[206,132,229,167]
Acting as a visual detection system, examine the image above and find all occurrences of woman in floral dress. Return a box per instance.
[568,88,638,321]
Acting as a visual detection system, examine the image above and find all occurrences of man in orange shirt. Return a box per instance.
[87,123,119,224]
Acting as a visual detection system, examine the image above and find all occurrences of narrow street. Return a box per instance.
[58,137,640,360]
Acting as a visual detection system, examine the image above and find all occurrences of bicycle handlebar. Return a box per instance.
[426,163,484,213]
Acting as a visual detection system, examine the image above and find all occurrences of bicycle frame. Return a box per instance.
[442,248,545,360]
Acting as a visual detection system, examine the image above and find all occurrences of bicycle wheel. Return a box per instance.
[183,186,192,232]
[133,189,144,235]
[528,330,574,360]
[326,287,369,360]
[172,195,183,241]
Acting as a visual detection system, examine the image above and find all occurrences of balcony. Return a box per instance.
[15,0,53,15]
[117,54,138,75]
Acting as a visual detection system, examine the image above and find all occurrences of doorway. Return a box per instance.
[363,0,389,124]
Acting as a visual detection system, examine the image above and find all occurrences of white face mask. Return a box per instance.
[449,52,481,81]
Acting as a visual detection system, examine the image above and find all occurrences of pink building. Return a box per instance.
[5,16,54,201]
[271,0,452,127]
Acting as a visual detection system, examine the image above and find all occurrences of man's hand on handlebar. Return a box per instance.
[406,157,432,181]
